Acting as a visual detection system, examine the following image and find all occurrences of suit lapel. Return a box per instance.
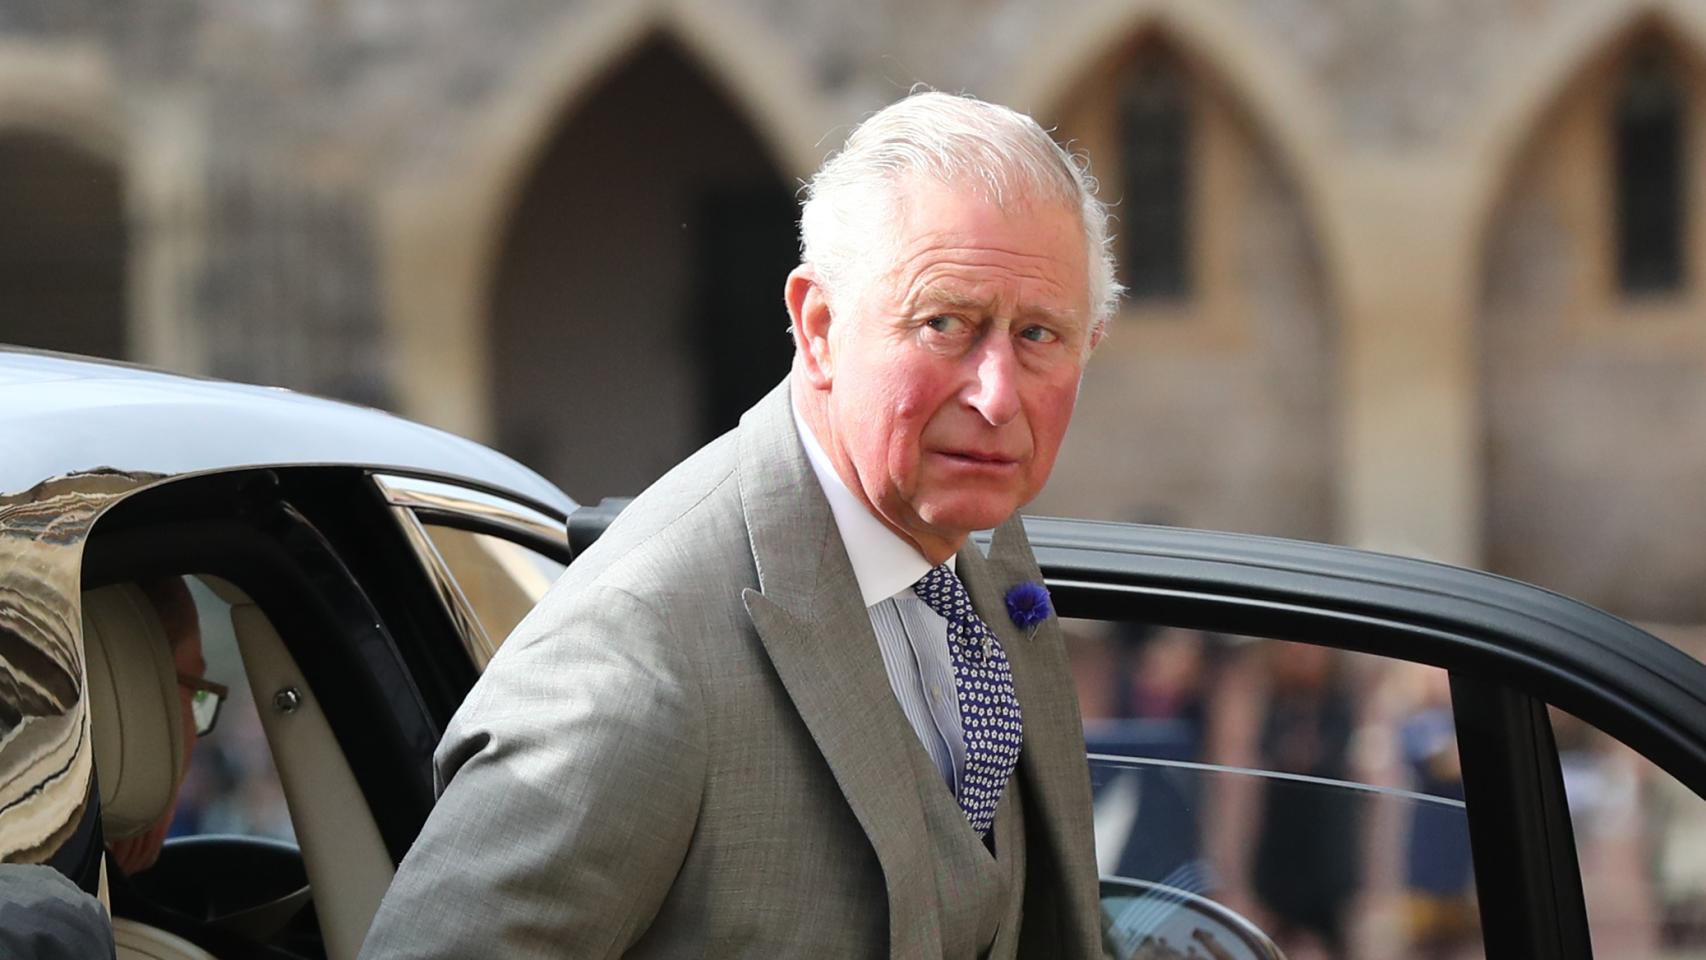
[959,518,1102,951]
[736,381,941,959]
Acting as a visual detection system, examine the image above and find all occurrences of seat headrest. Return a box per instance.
[82,584,186,840]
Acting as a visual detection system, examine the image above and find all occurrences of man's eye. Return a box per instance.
[1019,325,1059,344]
[925,315,965,334]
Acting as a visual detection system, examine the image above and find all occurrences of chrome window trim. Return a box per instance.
[387,505,498,669]
[371,474,568,552]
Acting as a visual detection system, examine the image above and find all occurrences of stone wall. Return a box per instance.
[0,0,1702,622]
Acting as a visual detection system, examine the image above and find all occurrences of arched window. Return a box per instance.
[1614,44,1687,295]
[1118,49,1191,300]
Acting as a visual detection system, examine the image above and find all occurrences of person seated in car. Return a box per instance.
[102,576,318,957]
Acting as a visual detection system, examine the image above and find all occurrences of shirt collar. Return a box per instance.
[792,397,951,607]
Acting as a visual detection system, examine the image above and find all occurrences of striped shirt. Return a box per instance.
[793,402,967,794]
[869,592,966,793]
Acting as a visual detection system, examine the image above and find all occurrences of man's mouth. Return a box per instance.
[936,450,1021,466]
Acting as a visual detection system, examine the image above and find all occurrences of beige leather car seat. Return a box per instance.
[82,583,216,960]
[111,920,218,960]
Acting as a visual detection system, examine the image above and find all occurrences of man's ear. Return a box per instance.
[1087,317,1107,355]
[786,265,835,389]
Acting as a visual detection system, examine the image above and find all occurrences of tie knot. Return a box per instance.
[912,564,975,624]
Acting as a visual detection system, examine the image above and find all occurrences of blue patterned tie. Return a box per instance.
[912,564,1024,838]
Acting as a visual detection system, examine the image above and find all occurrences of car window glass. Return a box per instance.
[169,577,295,844]
[420,523,565,667]
[1064,619,1484,959]
[1551,703,1706,959]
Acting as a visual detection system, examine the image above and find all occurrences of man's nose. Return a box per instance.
[964,336,1021,426]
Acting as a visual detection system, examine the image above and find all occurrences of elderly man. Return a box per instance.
[361,91,1118,958]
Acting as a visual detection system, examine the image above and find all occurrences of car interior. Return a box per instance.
[83,575,396,960]
[78,467,472,960]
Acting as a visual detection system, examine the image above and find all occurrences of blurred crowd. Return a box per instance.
[1067,621,1706,960]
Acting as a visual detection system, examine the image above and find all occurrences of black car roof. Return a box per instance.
[0,348,573,515]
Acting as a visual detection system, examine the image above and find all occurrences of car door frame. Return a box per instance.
[1006,516,1706,960]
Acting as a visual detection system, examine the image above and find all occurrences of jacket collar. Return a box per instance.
[736,379,942,957]
[736,378,1098,953]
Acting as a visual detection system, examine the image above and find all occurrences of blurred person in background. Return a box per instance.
[174,719,296,843]
[1102,627,1215,891]
[1647,627,1706,948]
[1125,627,1210,751]
[1646,770,1706,948]
[1397,666,1478,959]
[1250,642,1359,960]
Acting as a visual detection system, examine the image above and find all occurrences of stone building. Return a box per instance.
[1,0,1703,630]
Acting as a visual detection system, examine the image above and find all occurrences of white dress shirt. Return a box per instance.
[793,401,968,794]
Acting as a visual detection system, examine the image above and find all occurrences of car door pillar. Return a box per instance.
[1451,673,1592,959]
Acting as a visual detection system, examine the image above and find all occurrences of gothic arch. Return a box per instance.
[1004,8,1343,542]
[997,0,1339,283]
[1463,0,1706,255]
[485,34,802,500]
[1471,2,1706,620]
[378,0,826,440]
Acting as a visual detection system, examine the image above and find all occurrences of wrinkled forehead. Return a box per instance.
[826,171,1091,321]
[882,177,1090,290]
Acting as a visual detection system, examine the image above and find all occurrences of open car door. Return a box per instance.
[1007,518,1706,960]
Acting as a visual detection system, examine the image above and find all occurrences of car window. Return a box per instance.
[169,577,295,844]
[1064,620,1484,959]
[1551,702,1706,958]
[371,474,570,670]
[419,523,565,668]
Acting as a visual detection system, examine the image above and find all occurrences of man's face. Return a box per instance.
[812,177,1096,558]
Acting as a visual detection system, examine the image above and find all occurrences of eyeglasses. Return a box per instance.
[177,673,229,737]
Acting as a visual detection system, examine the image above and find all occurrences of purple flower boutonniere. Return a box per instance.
[1004,581,1052,637]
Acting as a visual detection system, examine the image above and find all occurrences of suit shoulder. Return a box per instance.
[554,432,752,606]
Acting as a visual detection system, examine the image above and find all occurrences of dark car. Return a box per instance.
[2,348,1703,960]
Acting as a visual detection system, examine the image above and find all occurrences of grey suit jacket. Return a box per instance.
[360,380,1102,958]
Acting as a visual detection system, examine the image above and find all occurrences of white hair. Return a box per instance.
[799,91,1122,332]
